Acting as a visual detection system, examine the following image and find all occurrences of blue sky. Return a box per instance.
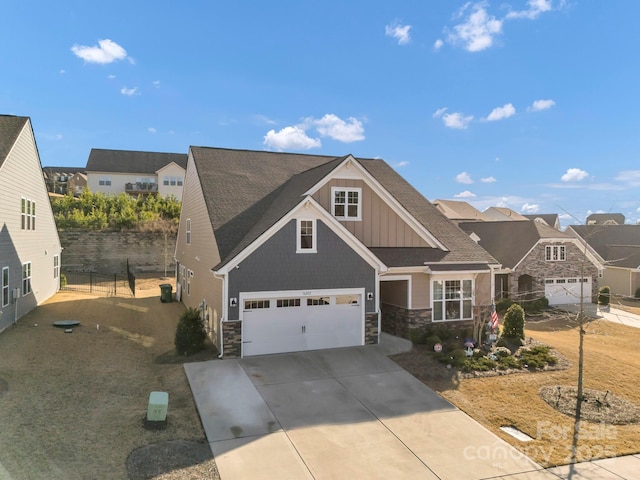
[2,1,639,225]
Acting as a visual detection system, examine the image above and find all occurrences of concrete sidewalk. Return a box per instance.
[558,303,640,329]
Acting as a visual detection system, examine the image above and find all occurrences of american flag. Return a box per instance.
[489,304,499,331]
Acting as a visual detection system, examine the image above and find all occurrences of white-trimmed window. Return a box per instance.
[22,262,32,296]
[297,219,316,253]
[277,298,301,308]
[245,300,270,310]
[432,279,473,321]
[54,255,59,279]
[2,267,8,307]
[21,198,36,230]
[332,187,361,220]
[98,176,111,186]
[307,297,330,306]
[545,245,566,261]
[186,219,191,245]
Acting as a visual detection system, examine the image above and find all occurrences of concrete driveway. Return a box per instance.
[184,334,544,480]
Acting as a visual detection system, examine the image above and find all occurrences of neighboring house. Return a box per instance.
[566,225,640,298]
[85,149,188,201]
[42,167,85,195]
[433,199,490,222]
[482,207,529,222]
[175,147,499,358]
[586,213,625,225]
[524,214,561,230]
[68,171,87,196]
[0,115,63,332]
[458,221,602,306]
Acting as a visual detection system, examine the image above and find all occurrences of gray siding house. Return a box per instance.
[175,147,499,358]
[0,115,62,332]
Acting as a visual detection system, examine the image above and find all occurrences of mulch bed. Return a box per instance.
[539,386,640,425]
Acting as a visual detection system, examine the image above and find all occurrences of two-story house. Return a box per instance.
[0,115,63,332]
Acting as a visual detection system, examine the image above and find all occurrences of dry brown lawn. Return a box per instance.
[0,276,219,480]
[393,307,640,468]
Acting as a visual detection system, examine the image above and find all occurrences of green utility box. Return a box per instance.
[147,391,169,422]
[160,284,173,303]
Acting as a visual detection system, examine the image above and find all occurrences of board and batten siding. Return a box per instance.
[0,119,62,331]
[174,153,223,351]
[313,179,430,248]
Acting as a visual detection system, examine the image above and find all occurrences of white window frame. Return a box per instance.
[431,277,474,322]
[297,218,317,253]
[98,176,111,186]
[331,187,362,221]
[21,197,36,230]
[54,255,60,279]
[2,267,8,307]
[545,245,566,262]
[186,218,191,245]
[22,262,32,296]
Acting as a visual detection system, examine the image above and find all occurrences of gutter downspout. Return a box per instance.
[213,271,226,358]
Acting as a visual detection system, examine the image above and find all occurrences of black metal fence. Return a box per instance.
[61,270,135,297]
[126,259,136,296]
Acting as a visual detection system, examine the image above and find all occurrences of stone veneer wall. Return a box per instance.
[365,313,379,345]
[381,303,431,339]
[513,242,599,301]
[222,320,242,358]
[59,230,177,274]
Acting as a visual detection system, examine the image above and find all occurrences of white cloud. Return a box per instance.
[263,126,321,151]
[310,114,365,142]
[561,168,589,182]
[442,112,474,129]
[637,207,640,213]
[454,190,476,198]
[521,203,540,214]
[71,39,129,64]
[120,86,138,96]
[614,170,640,186]
[529,99,556,111]
[485,103,516,121]
[432,107,448,118]
[59,69,66,75]
[393,161,409,168]
[448,2,503,52]
[252,114,277,126]
[456,171,474,184]
[148,127,156,134]
[434,39,444,51]
[153,80,160,88]
[481,176,496,183]
[107,74,116,79]
[506,0,553,20]
[385,22,412,45]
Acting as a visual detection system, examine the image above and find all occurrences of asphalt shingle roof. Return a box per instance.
[0,115,28,168]
[569,225,640,269]
[191,147,498,270]
[86,148,187,174]
[458,220,568,269]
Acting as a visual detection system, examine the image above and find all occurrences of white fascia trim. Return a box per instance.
[214,196,387,275]
[155,161,186,175]
[513,239,603,271]
[303,155,448,251]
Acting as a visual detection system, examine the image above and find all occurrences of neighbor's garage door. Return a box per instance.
[242,290,364,357]
[545,277,592,305]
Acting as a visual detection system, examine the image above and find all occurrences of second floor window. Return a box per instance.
[332,187,361,220]
[99,176,111,186]
[545,245,566,261]
[21,198,35,230]
[297,219,316,252]
[186,219,191,245]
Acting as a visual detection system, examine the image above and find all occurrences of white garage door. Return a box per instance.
[241,289,364,357]
[545,277,592,305]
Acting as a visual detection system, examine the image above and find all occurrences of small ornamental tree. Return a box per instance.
[502,304,525,340]
[175,308,207,356]
[598,286,611,306]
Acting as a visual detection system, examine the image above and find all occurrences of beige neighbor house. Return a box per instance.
[566,224,640,298]
[85,148,188,200]
[458,221,602,305]
[174,147,499,358]
[0,115,63,333]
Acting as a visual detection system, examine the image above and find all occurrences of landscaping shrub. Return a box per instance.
[635,287,640,299]
[495,298,515,314]
[461,356,496,373]
[409,328,428,345]
[502,304,525,340]
[60,273,67,288]
[425,335,442,349]
[598,286,611,306]
[174,308,207,356]
[517,345,557,370]
[522,296,549,314]
[496,355,520,370]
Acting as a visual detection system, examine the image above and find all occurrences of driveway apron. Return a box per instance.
[184,336,543,480]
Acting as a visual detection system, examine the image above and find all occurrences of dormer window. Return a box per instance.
[332,187,361,220]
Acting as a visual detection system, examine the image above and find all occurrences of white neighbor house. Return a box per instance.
[0,115,62,332]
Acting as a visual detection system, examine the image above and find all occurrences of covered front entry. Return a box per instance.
[241,288,364,356]
[545,277,592,305]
